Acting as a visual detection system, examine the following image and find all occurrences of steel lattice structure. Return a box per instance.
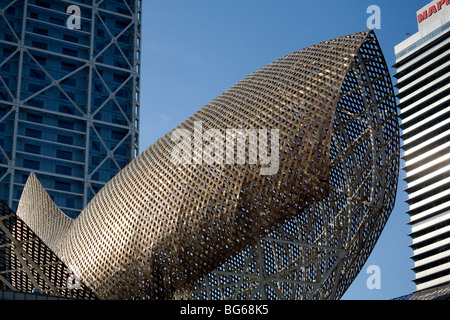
[15,30,399,300]
[0,0,141,217]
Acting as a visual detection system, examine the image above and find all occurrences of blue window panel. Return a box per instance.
[24,144,41,154]
[93,97,103,107]
[63,34,78,43]
[112,130,126,140]
[55,180,71,192]
[94,82,103,93]
[109,160,117,169]
[61,77,76,87]
[7,7,15,15]
[62,48,78,57]
[59,105,75,115]
[61,62,77,72]
[28,83,43,92]
[56,165,72,176]
[26,113,43,123]
[2,47,13,58]
[115,145,127,156]
[25,128,42,139]
[28,99,44,108]
[31,41,47,50]
[92,141,100,150]
[0,78,9,87]
[91,156,100,166]
[66,198,75,208]
[35,0,50,8]
[49,16,65,26]
[1,63,10,73]
[30,69,45,80]
[58,120,74,130]
[34,55,47,66]
[113,73,128,83]
[57,135,74,145]
[33,27,48,36]
[56,150,72,160]
[23,159,40,170]
[118,35,130,44]
[0,107,8,117]
[115,20,129,29]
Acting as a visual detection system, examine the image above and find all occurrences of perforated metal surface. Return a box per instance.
[16,30,399,300]
[0,201,95,299]
[177,31,399,300]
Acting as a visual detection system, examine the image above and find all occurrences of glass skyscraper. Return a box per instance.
[394,0,450,291]
[0,0,141,218]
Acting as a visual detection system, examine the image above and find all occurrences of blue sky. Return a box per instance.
[139,0,429,300]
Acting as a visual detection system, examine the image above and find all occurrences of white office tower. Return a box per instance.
[394,0,450,291]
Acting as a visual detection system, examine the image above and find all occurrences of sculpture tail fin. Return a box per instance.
[17,172,73,256]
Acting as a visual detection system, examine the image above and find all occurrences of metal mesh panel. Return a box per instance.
[0,201,96,299]
[16,30,399,300]
[179,31,399,300]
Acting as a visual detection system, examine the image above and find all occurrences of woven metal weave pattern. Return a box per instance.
[178,31,399,300]
[17,30,399,300]
[0,201,96,299]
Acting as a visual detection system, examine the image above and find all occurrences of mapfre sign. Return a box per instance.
[418,0,450,23]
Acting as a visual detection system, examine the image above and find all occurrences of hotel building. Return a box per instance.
[394,0,450,291]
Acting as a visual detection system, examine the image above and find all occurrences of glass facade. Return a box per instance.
[0,0,141,218]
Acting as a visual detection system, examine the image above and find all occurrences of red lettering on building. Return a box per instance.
[418,11,428,23]
[429,5,438,16]
[418,0,450,23]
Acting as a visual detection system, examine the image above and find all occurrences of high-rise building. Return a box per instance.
[394,0,450,291]
[0,0,141,218]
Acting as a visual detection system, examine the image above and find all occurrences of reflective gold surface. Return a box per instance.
[17,30,399,300]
